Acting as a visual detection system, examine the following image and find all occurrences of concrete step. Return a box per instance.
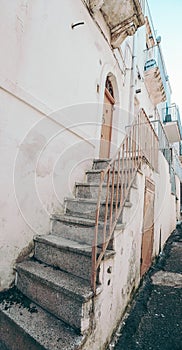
[51,214,125,245]
[92,158,138,171]
[51,214,98,245]
[86,168,135,184]
[75,182,126,201]
[0,287,83,350]
[34,234,93,282]
[64,198,98,220]
[64,197,132,220]
[92,158,110,170]
[15,260,93,334]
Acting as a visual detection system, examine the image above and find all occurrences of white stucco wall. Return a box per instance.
[81,153,177,349]
[0,0,136,290]
[175,174,181,221]
[0,88,96,290]
[82,170,145,350]
[0,0,133,148]
[0,0,178,296]
[153,152,176,254]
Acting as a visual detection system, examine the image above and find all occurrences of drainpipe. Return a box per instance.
[128,33,137,125]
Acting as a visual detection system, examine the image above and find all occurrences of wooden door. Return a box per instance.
[99,88,114,159]
[141,178,155,277]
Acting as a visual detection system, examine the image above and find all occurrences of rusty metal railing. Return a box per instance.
[91,108,159,293]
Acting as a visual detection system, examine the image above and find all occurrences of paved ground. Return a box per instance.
[112,222,182,350]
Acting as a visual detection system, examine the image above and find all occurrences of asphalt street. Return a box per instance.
[112,222,182,350]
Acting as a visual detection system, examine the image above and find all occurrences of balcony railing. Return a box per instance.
[162,104,182,143]
[144,45,167,105]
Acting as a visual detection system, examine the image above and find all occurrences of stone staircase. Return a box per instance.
[0,159,135,350]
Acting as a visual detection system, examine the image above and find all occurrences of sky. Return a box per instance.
[147,0,182,116]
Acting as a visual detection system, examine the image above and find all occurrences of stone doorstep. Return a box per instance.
[0,290,83,350]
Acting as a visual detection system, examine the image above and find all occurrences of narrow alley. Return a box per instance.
[112,223,182,350]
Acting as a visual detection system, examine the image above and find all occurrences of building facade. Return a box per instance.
[0,1,181,349]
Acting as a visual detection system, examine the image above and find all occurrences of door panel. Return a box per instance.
[99,91,113,159]
[141,178,155,277]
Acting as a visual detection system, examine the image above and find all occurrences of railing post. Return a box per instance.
[92,170,104,293]
[109,161,115,234]
[115,151,121,218]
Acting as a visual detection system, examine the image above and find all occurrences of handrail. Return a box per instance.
[91,108,159,293]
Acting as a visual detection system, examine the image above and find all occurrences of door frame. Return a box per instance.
[140,177,155,277]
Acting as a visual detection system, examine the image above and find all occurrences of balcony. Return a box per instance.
[163,104,182,143]
[151,119,172,166]
[144,45,167,105]
[89,0,145,48]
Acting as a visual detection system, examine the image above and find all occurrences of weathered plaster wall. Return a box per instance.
[82,154,177,349]
[153,152,176,255]
[82,170,145,350]
[175,174,181,221]
[0,89,95,290]
[0,0,133,152]
[0,0,136,290]
[0,0,178,297]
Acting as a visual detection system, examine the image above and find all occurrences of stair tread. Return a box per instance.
[16,260,93,301]
[35,234,115,260]
[93,158,110,162]
[51,214,96,226]
[75,182,122,187]
[86,168,135,174]
[65,197,99,204]
[51,213,129,232]
[35,234,93,255]
[65,197,131,205]
[51,214,121,229]
[0,288,83,350]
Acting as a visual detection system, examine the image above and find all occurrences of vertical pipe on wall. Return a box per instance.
[128,33,137,125]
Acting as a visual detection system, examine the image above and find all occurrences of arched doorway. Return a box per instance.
[99,77,115,158]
